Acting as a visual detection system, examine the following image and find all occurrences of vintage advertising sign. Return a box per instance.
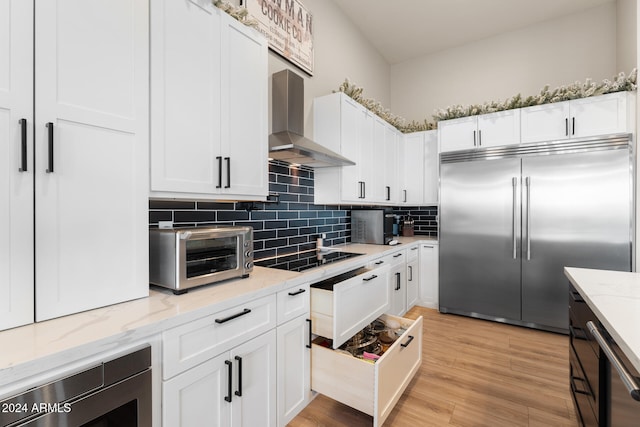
[244,0,314,75]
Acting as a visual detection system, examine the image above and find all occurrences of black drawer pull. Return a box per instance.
[306,318,312,349]
[215,308,251,324]
[400,335,414,348]
[19,118,27,172]
[216,156,223,188]
[288,288,306,296]
[224,157,231,188]
[393,253,403,258]
[570,290,585,303]
[234,356,243,397]
[362,275,378,282]
[374,260,384,265]
[46,122,54,173]
[224,360,233,402]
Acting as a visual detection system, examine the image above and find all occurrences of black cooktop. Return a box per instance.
[254,250,364,272]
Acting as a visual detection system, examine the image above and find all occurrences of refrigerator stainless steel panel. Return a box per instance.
[439,134,633,332]
[521,149,632,329]
[440,158,522,320]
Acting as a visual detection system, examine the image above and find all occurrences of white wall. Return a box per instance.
[617,0,637,75]
[389,3,618,122]
[266,0,390,138]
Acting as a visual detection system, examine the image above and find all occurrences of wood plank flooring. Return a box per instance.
[288,306,578,427]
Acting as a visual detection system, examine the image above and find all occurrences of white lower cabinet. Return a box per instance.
[162,295,277,427]
[277,315,311,426]
[406,246,420,310]
[163,330,276,427]
[311,314,423,427]
[276,284,311,427]
[418,243,439,309]
[388,261,407,317]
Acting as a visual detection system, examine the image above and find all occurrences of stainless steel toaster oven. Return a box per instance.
[149,226,253,294]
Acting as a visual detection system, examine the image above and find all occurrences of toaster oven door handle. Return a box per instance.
[215,308,252,324]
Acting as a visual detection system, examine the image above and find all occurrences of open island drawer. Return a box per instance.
[310,264,391,349]
[311,314,423,427]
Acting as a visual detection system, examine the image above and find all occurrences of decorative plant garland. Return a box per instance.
[336,69,638,133]
[213,0,258,27]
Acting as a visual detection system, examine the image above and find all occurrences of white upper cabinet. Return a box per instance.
[220,13,269,198]
[314,93,404,206]
[399,132,425,206]
[314,94,380,204]
[521,92,635,143]
[0,0,34,330]
[439,109,521,153]
[423,130,439,204]
[150,2,268,200]
[17,0,149,323]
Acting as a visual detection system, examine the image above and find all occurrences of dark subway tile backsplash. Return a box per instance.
[149,160,438,260]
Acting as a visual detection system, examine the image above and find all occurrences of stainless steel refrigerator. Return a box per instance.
[439,134,634,332]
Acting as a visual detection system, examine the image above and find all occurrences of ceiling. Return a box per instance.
[332,0,617,64]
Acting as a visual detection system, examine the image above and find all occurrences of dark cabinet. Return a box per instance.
[569,283,640,427]
[569,284,603,426]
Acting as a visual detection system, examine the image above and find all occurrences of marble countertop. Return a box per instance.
[564,267,640,372]
[0,236,435,388]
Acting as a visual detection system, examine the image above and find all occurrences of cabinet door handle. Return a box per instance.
[216,156,222,188]
[224,360,233,402]
[362,181,366,198]
[411,247,419,251]
[45,122,54,173]
[408,265,413,281]
[306,318,312,349]
[400,335,414,348]
[423,245,434,249]
[572,117,575,135]
[587,321,640,401]
[362,274,378,282]
[403,189,407,203]
[19,119,27,172]
[357,181,364,199]
[569,290,585,303]
[288,288,306,296]
[215,308,251,324]
[386,186,390,201]
[565,118,569,136]
[478,129,482,146]
[234,355,243,397]
[393,253,403,258]
[395,272,401,290]
[224,157,231,188]
[374,260,384,265]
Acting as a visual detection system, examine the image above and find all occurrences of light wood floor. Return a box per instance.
[289,306,578,427]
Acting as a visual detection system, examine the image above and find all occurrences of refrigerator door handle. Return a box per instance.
[512,177,517,259]
[525,176,531,260]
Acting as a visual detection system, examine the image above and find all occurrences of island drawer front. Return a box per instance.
[277,283,310,326]
[162,294,276,379]
[311,314,423,427]
[311,264,390,349]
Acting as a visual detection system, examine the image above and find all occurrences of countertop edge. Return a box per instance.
[0,237,436,389]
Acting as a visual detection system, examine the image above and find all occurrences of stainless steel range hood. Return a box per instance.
[269,70,355,167]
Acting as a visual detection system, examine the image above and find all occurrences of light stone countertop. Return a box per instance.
[564,267,640,373]
[0,236,436,389]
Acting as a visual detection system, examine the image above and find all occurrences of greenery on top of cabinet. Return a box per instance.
[335,68,637,134]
